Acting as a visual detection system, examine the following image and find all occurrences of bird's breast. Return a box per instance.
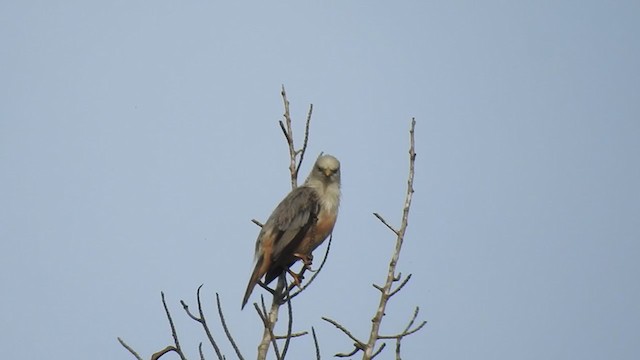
[296,209,337,255]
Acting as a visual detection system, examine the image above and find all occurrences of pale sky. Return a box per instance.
[1,1,639,359]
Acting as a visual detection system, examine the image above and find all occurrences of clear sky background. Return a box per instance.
[1,1,639,359]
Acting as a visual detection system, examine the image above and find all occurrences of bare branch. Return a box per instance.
[274,331,308,340]
[117,337,143,360]
[335,345,361,358]
[322,120,422,359]
[403,307,421,334]
[371,343,386,359]
[280,85,297,189]
[311,327,321,360]
[180,300,199,321]
[198,342,205,360]
[260,294,269,317]
[160,292,187,360]
[180,285,224,360]
[373,212,399,235]
[360,119,419,359]
[379,307,428,360]
[215,293,244,360]
[294,103,313,180]
[389,273,412,297]
[151,346,178,360]
[256,278,290,360]
[404,321,427,338]
[279,295,294,359]
[253,87,326,359]
[378,306,427,339]
[378,323,427,340]
[321,317,364,346]
[257,280,277,296]
[254,302,281,360]
[278,120,294,147]
[251,219,264,227]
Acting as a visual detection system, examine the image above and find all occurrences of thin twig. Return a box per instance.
[251,219,264,227]
[257,278,284,360]
[335,345,361,357]
[257,280,277,296]
[180,300,199,321]
[260,295,269,323]
[280,294,294,359]
[117,337,143,360]
[311,327,321,360]
[280,85,297,189]
[151,346,178,360]
[216,293,244,360]
[254,302,281,360]
[389,274,413,297]
[379,307,427,360]
[402,307,421,335]
[294,103,313,179]
[279,120,294,147]
[199,342,205,360]
[391,321,427,339]
[161,292,187,360]
[198,286,224,359]
[371,343,386,359]
[378,321,427,339]
[321,317,363,346]
[274,331,308,340]
[373,212,399,235]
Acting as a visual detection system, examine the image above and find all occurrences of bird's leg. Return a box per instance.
[286,268,304,288]
[285,253,316,289]
[294,253,318,272]
[293,253,314,269]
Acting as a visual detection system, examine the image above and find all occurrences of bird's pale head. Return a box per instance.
[309,154,341,184]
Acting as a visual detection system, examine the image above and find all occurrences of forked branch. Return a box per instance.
[279,85,313,189]
[118,292,187,360]
[325,118,424,360]
[179,285,225,360]
[251,86,325,360]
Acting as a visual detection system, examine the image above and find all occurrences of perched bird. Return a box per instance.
[242,154,341,309]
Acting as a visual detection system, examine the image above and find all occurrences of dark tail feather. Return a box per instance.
[264,266,285,285]
[241,258,263,310]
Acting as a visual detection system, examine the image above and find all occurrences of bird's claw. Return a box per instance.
[293,253,314,268]
[286,268,304,288]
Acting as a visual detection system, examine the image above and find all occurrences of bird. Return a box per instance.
[242,154,341,309]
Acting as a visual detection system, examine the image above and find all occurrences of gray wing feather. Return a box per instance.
[265,187,320,261]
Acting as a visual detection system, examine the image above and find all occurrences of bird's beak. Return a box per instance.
[323,169,333,177]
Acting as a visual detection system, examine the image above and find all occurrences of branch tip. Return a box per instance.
[373,212,399,235]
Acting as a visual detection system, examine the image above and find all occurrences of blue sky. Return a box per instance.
[1,1,639,359]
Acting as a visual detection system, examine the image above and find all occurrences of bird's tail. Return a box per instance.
[241,257,264,310]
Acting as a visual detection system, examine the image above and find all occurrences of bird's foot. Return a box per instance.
[286,268,304,288]
[293,253,314,269]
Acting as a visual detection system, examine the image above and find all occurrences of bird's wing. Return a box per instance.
[241,186,320,309]
[268,186,321,262]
